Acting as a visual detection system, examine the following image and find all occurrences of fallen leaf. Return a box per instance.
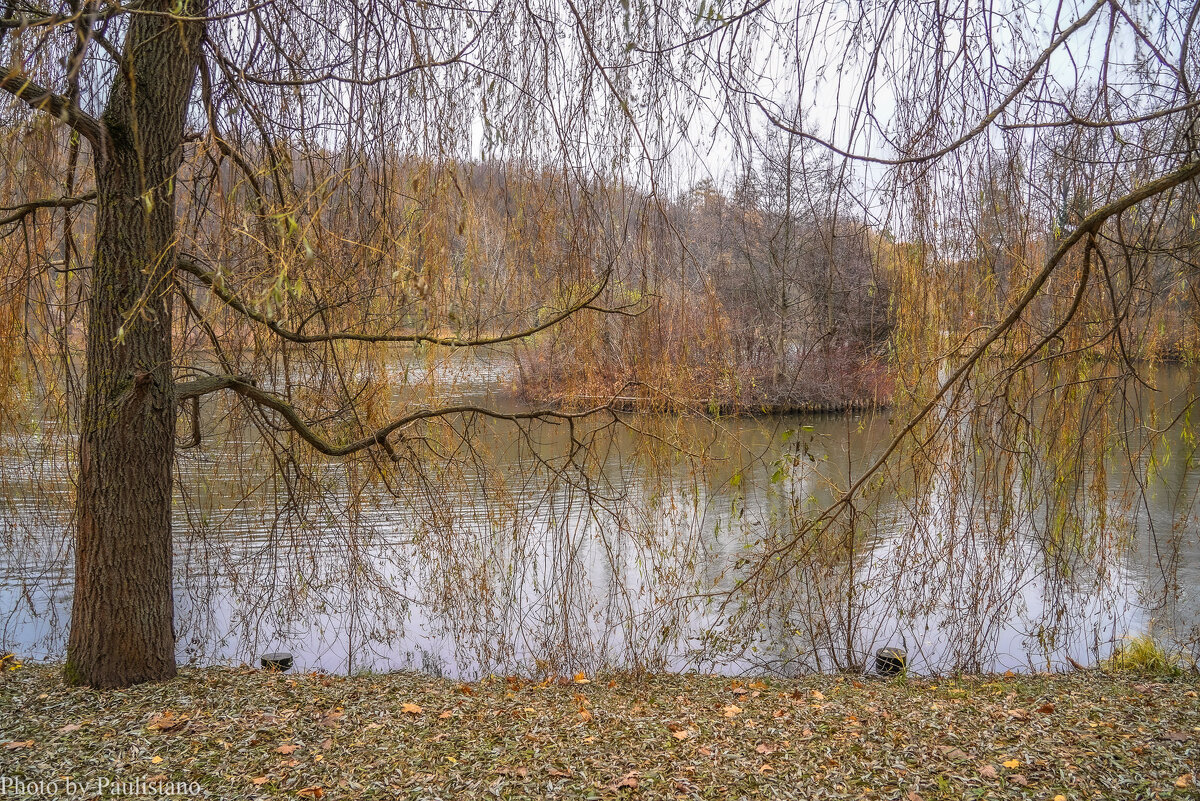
[610,771,639,790]
[1054,795,1067,801]
[1161,731,1191,742]
[297,786,324,798]
[150,756,163,764]
[438,710,453,720]
[1177,774,1195,788]
[401,702,423,715]
[2,741,33,749]
[147,711,188,733]
[1002,759,1020,769]
[811,689,826,701]
[579,708,593,722]
[940,747,969,761]
[980,764,998,779]
[59,723,83,733]
[275,744,300,754]
[758,762,773,774]
[573,672,590,685]
[907,792,924,801]
[755,743,778,754]
[722,704,742,718]
[1010,774,1030,787]
[671,729,693,740]
[251,777,269,786]
[1037,703,1056,714]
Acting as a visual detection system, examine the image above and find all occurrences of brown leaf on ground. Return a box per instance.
[147,711,188,733]
[610,771,639,790]
[400,702,423,715]
[979,764,998,779]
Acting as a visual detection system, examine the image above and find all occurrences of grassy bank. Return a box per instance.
[1,666,1197,799]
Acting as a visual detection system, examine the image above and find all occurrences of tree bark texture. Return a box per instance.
[66,3,204,688]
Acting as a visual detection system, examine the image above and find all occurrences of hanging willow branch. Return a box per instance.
[743,156,1200,587]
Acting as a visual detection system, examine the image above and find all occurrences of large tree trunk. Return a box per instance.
[65,4,204,688]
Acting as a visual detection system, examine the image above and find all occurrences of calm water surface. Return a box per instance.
[1,356,1197,677]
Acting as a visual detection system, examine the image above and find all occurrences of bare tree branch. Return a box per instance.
[175,372,617,458]
[0,191,95,228]
[755,0,1107,167]
[175,255,620,347]
[0,72,105,148]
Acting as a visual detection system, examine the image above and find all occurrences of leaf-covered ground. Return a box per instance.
[1,666,1198,799]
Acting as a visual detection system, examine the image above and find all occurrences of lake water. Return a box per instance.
[1,355,1197,677]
